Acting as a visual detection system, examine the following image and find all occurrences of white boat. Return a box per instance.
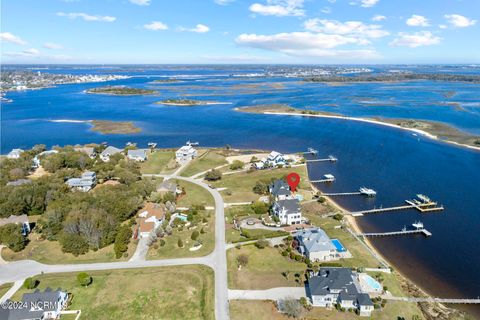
[359,187,377,197]
[412,221,424,229]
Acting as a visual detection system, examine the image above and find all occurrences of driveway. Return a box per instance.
[129,237,149,262]
[228,287,307,300]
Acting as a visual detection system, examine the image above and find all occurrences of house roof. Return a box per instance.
[158,180,178,193]
[308,267,356,295]
[127,149,147,158]
[6,179,32,187]
[275,198,300,214]
[74,146,95,155]
[101,146,122,157]
[270,179,291,196]
[267,151,283,160]
[138,203,166,233]
[7,149,24,156]
[3,288,67,320]
[297,228,336,253]
[0,214,29,227]
[357,293,374,306]
[177,145,196,154]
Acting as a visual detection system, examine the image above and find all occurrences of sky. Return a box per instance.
[1,0,479,64]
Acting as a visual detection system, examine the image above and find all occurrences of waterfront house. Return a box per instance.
[296,228,351,262]
[271,198,302,225]
[254,151,286,169]
[175,145,197,163]
[7,149,24,159]
[74,146,96,159]
[136,203,166,238]
[1,288,69,320]
[127,149,148,162]
[269,179,293,201]
[66,171,96,192]
[0,214,30,235]
[100,146,122,162]
[307,267,374,317]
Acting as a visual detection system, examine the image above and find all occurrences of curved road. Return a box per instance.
[0,174,229,320]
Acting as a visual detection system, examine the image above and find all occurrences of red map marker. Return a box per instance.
[286,172,300,192]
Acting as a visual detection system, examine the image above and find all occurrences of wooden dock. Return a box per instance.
[357,229,432,237]
[310,178,335,183]
[306,155,338,163]
[322,192,362,196]
[350,201,444,217]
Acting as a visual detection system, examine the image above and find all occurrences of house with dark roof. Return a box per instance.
[1,288,68,320]
[269,179,292,201]
[307,267,374,317]
[271,198,302,225]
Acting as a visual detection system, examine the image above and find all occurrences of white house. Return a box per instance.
[271,198,302,225]
[7,149,24,159]
[127,149,148,162]
[175,145,197,163]
[308,267,374,317]
[296,228,351,262]
[2,288,69,320]
[100,146,122,162]
[0,214,30,236]
[137,203,166,238]
[66,171,96,192]
[254,151,286,169]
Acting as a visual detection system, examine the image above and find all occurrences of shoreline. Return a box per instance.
[265,111,480,152]
[236,108,480,152]
[308,181,465,319]
[157,101,233,106]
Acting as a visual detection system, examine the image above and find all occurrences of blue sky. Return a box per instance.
[1,0,479,64]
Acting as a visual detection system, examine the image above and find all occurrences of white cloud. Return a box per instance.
[406,15,430,27]
[129,0,151,5]
[372,15,386,22]
[390,31,441,48]
[43,42,64,50]
[321,7,332,14]
[249,0,305,17]
[0,32,27,45]
[303,19,389,39]
[444,14,476,28]
[214,0,234,4]
[178,24,210,33]
[357,0,379,8]
[144,21,169,31]
[4,48,41,57]
[438,24,448,29]
[57,12,116,22]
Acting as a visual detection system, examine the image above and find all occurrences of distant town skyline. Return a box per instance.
[1,0,479,64]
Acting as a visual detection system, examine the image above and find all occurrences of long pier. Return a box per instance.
[350,202,444,217]
[357,228,432,237]
[306,155,338,163]
[310,178,335,183]
[322,192,362,196]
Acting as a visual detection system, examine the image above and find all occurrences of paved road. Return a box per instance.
[129,237,149,262]
[228,287,306,300]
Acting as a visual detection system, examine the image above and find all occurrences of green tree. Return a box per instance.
[252,180,268,195]
[23,277,38,289]
[251,201,269,215]
[229,160,244,170]
[60,233,89,256]
[236,254,249,267]
[0,223,27,252]
[77,272,92,287]
[255,238,269,249]
[177,238,184,247]
[114,225,132,258]
[204,169,222,181]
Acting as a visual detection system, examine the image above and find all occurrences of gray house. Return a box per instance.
[308,267,374,317]
[127,149,148,162]
[66,171,96,192]
[1,288,69,320]
[269,179,292,200]
[296,228,351,262]
[100,146,122,162]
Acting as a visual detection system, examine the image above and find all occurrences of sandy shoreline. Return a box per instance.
[48,119,92,123]
[257,111,480,152]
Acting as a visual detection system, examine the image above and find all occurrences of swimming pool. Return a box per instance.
[359,274,383,292]
[331,239,346,252]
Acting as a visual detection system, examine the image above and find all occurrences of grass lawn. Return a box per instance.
[213,166,311,203]
[176,179,215,207]
[227,245,306,289]
[10,265,214,320]
[180,149,229,177]
[0,282,13,297]
[147,210,215,259]
[225,205,287,243]
[302,203,380,269]
[2,235,137,265]
[230,300,424,320]
[140,150,178,174]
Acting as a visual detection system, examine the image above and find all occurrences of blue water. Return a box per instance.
[1,65,479,315]
[331,239,346,252]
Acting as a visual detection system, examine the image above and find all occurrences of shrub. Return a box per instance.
[60,233,89,256]
[281,250,288,256]
[333,213,343,221]
[23,277,38,289]
[277,299,303,318]
[252,180,268,195]
[159,239,166,246]
[229,160,244,170]
[255,239,269,249]
[200,227,206,234]
[204,169,222,181]
[191,230,200,240]
[236,254,249,267]
[317,196,327,204]
[77,272,92,287]
[177,238,184,248]
[114,225,132,259]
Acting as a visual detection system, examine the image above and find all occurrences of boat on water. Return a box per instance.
[359,187,377,197]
